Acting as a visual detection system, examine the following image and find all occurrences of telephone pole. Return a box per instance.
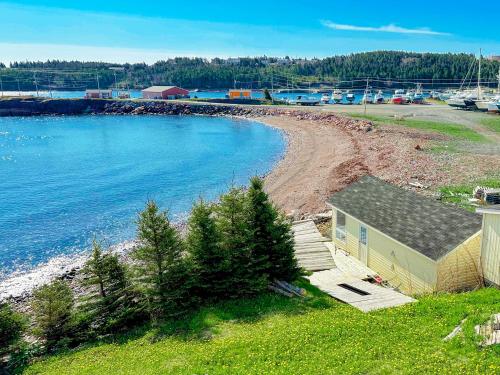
[364,77,369,115]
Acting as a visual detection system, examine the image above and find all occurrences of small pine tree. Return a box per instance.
[187,199,232,299]
[0,303,25,355]
[133,200,192,318]
[31,280,74,348]
[247,177,301,281]
[80,240,140,334]
[216,187,267,297]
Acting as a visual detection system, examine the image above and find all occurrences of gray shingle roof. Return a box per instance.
[328,176,483,261]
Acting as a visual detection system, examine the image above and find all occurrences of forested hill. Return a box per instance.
[2,51,499,91]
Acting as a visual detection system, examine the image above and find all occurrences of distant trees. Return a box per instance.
[2,52,499,91]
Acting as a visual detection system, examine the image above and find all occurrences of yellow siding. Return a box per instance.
[331,207,436,294]
[365,226,436,294]
[436,233,482,291]
[481,214,500,286]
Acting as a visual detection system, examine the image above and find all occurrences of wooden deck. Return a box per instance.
[308,269,416,312]
[292,220,336,271]
[293,219,415,312]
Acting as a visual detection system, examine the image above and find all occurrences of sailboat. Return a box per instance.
[447,50,482,110]
[475,67,500,111]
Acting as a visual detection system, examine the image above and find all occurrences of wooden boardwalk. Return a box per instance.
[293,220,415,312]
[292,220,336,271]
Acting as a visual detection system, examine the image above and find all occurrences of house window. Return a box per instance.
[336,211,346,242]
[360,225,367,245]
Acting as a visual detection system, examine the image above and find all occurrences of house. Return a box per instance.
[327,176,483,294]
[84,89,113,99]
[228,89,252,99]
[141,86,189,100]
[477,205,500,287]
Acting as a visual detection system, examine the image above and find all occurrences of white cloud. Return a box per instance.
[321,20,450,36]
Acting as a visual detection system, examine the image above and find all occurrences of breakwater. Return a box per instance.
[0,98,373,132]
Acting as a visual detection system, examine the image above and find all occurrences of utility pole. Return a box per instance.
[364,77,369,115]
[33,72,39,97]
[0,74,3,97]
[497,67,500,94]
[477,48,482,100]
[271,73,274,104]
[17,77,21,96]
[96,73,101,97]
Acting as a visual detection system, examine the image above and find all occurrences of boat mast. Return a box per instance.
[477,49,482,99]
[497,67,500,94]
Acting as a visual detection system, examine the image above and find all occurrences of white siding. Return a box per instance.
[481,214,500,286]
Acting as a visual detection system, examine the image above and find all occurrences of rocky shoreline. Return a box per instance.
[0,97,373,132]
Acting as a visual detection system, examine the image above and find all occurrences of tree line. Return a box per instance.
[0,177,300,372]
[1,51,499,91]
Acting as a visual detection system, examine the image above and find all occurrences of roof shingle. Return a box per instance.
[328,176,483,261]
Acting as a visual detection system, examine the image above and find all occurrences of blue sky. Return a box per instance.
[1,1,499,64]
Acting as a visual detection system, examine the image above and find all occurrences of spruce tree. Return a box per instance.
[132,200,192,318]
[247,177,301,281]
[31,280,74,348]
[0,303,25,355]
[186,199,231,299]
[216,187,267,297]
[80,240,140,333]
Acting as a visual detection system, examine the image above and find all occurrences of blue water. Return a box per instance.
[0,115,285,279]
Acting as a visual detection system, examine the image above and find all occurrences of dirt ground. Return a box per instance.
[261,105,500,217]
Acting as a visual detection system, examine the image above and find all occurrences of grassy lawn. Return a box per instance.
[481,117,500,133]
[23,283,500,375]
[439,177,500,211]
[349,113,486,142]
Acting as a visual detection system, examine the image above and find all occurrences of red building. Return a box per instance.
[141,86,189,100]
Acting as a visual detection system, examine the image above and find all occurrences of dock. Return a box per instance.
[292,220,416,312]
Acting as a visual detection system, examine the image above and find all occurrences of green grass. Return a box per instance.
[349,113,487,142]
[439,177,500,211]
[23,283,500,375]
[481,117,500,133]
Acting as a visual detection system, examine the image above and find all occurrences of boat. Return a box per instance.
[411,84,425,104]
[404,90,415,103]
[320,93,331,104]
[439,90,454,101]
[446,90,478,110]
[289,95,320,106]
[332,89,343,104]
[391,89,406,105]
[374,90,384,104]
[487,99,500,113]
[345,90,355,104]
[362,89,374,104]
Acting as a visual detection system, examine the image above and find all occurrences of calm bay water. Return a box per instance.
[0,115,285,279]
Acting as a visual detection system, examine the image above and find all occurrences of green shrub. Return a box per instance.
[0,302,26,355]
[31,280,74,349]
[80,240,144,334]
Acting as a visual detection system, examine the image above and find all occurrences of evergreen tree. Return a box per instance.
[216,187,267,297]
[31,280,74,348]
[186,199,231,299]
[247,177,301,281]
[0,303,25,355]
[132,200,192,318]
[80,240,141,334]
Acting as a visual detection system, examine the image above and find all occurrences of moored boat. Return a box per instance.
[345,90,355,104]
[374,90,384,104]
[362,89,374,104]
[332,89,343,103]
[320,93,331,103]
[391,89,405,104]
